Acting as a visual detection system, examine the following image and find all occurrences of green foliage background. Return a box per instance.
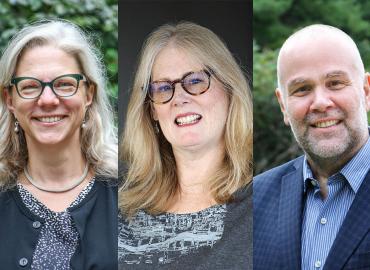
[0,0,118,113]
[254,0,370,174]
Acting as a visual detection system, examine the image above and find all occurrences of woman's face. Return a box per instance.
[151,46,229,153]
[6,45,93,148]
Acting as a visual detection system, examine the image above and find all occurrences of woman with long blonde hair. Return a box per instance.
[119,21,252,269]
[0,20,117,269]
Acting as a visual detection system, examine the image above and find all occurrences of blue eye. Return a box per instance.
[189,78,203,85]
[158,84,172,92]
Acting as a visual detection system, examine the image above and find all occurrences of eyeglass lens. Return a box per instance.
[15,75,80,99]
[149,70,210,104]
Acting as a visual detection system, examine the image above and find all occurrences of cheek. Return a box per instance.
[158,113,172,127]
[154,106,172,127]
[208,90,229,121]
[11,100,34,118]
[63,96,87,113]
[286,99,310,121]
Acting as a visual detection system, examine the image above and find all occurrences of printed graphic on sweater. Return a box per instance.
[118,204,226,265]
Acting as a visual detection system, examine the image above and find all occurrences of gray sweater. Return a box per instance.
[119,183,252,270]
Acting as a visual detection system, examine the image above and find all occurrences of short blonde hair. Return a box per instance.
[120,22,252,217]
[0,19,117,190]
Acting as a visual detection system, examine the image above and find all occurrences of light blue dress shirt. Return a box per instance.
[301,136,370,270]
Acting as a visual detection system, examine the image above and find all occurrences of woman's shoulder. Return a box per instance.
[231,182,252,202]
[225,182,252,223]
[95,175,119,187]
[0,189,12,205]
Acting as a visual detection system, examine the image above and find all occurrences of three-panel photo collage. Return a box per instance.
[0,0,369,269]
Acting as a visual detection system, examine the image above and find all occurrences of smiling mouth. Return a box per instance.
[175,114,202,126]
[312,120,340,128]
[35,116,65,123]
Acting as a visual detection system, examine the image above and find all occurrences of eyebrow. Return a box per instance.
[287,77,309,90]
[325,70,349,78]
[152,76,171,82]
[151,70,202,83]
[286,70,350,90]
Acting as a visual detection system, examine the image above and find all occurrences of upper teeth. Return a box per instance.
[38,116,63,123]
[315,120,339,128]
[176,115,201,125]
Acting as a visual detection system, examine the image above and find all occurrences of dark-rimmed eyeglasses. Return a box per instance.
[147,70,211,104]
[10,73,87,99]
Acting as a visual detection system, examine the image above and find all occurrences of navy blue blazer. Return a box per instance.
[254,156,370,270]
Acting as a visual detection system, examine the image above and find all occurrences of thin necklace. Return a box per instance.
[24,163,89,193]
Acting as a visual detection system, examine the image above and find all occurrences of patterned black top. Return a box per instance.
[17,178,95,269]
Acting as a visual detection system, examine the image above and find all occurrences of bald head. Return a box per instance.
[274,24,370,175]
[277,24,365,93]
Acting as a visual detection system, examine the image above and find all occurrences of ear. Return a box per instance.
[364,72,370,112]
[4,87,15,114]
[275,88,290,126]
[85,83,94,107]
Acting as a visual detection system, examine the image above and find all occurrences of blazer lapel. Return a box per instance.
[278,157,305,269]
[323,170,370,270]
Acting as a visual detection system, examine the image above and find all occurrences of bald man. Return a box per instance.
[254,24,370,270]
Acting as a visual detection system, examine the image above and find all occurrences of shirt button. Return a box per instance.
[315,260,321,268]
[33,221,41,228]
[19,257,28,267]
[320,218,327,225]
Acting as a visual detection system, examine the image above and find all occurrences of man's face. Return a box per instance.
[276,33,370,162]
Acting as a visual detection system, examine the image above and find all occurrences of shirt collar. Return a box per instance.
[303,134,370,194]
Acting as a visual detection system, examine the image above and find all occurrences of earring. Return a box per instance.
[81,119,86,129]
[14,121,19,133]
[154,122,160,134]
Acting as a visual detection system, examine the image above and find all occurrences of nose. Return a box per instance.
[172,83,190,106]
[310,87,335,112]
[37,86,60,107]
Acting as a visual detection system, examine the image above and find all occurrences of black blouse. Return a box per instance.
[0,175,117,269]
[17,179,94,269]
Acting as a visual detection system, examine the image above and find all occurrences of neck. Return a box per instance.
[308,134,368,181]
[168,143,225,213]
[25,137,86,187]
[307,134,368,199]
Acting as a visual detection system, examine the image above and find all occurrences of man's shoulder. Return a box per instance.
[253,156,304,193]
[253,156,304,222]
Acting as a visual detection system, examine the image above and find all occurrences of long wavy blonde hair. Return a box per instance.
[120,22,252,217]
[0,19,117,190]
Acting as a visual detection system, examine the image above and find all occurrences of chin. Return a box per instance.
[177,139,209,150]
[176,136,203,146]
[36,137,67,146]
[303,137,353,159]
[28,131,75,146]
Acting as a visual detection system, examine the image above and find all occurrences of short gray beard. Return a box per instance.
[291,121,363,169]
